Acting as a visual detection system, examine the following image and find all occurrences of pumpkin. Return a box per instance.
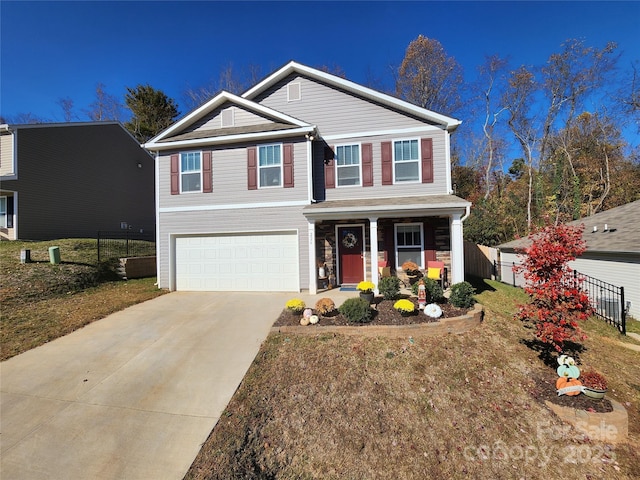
[556,376,583,396]
[303,308,313,319]
[300,317,310,326]
[309,315,319,325]
[556,364,580,379]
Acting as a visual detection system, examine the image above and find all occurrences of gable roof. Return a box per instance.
[143,91,315,151]
[498,199,640,255]
[242,61,462,132]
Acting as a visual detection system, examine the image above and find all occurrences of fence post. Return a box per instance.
[97,232,101,263]
[621,286,626,335]
[512,262,516,287]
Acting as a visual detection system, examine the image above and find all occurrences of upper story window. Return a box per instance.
[336,144,361,187]
[393,139,420,183]
[258,144,282,187]
[395,223,424,269]
[180,151,202,192]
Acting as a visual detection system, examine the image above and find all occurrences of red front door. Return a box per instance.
[338,226,364,284]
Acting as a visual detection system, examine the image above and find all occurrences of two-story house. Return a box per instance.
[144,61,471,294]
[0,122,155,240]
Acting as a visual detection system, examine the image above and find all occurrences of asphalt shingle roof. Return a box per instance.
[498,200,640,254]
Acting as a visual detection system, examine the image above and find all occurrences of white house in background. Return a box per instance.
[143,61,471,294]
[497,199,640,320]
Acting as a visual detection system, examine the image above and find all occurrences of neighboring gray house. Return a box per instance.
[0,122,155,240]
[497,199,640,320]
[143,61,471,294]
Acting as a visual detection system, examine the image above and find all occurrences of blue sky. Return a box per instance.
[1,1,639,122]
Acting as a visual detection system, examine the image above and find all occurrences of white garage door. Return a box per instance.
[175,232,299,291]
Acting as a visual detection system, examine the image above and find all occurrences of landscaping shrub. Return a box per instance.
[411,277,444,302]
[378,276,401,300]
[315,297,335,316]
[338,297,372,323]
[449,281,476,308]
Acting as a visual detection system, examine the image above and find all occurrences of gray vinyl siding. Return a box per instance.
[3,124,155,240]
[156,205,310,290]
[0,132,15,176]
[254,74,433,136]
[189,106,277,133]
[499,251,640,321]
[158,139,309,209]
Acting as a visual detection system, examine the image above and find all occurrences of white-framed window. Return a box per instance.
[258,144,282,187]
[335,144,361,187]
[395,223,424,268]
[0,196,6,228]
[393,138,420,183]
[180,151,202,193]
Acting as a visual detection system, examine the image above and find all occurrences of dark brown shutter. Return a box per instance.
[362,143,373,187]
[381,141,392,185]
[324,145,335,189]
[283,143,294,188]
[202,151,213,193]
[421,138,433,183]
[170,154,180,195]
[247,146,257,190]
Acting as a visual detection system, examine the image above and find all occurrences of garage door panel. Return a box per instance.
[176,233,299,292]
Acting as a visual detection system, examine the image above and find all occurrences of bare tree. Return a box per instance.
[57,97,75,122]
[86,83,123,121]
[395,35,464,115]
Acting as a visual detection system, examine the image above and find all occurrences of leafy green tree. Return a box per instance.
[124,85,179,142]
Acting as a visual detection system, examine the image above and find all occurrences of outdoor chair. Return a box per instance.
[426,261,446,288]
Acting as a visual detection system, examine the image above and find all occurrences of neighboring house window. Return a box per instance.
[0,197,6,228]
[258,144,282,187]
[393,139,420,182]
[335,144,361,186]
[181,151,202,192]
[395,223,423,268]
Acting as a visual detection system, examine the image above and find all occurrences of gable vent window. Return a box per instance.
[288,82,301,102]
[221,107,234,127]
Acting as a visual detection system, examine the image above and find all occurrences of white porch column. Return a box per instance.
[369,217,379,293]
[450,213,465,285]
[308,219,317,294]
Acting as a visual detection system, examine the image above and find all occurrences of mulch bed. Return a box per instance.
[273,296,469,327]
[529,373,613,413]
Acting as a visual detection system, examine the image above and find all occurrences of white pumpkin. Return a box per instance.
[309,315,319,324]
[303,308,313,319]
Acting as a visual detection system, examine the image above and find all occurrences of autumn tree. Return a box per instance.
[515,223,592,354]
[124,85,179,143]
[395,35,464,115]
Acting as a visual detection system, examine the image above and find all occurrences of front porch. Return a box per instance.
[303,195,471,294]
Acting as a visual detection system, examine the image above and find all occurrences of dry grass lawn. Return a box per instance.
[0,239,166,360]
[186,280,640,480]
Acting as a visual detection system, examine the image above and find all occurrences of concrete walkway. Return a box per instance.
[0,290,351,480]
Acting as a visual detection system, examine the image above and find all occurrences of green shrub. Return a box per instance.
[339,297,372,323]
[378,276,401,300]
[411,277,444,302]
[449,281,476,308]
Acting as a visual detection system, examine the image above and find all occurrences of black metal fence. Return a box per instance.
[97,231,156,262]
[493,260,626,335]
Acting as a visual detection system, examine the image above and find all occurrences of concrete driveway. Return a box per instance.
[1,291,317,480]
